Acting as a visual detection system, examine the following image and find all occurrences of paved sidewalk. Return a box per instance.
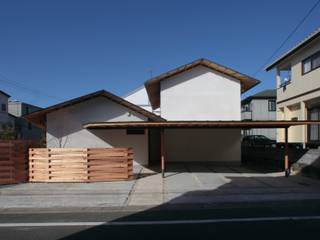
[1,163,320,212]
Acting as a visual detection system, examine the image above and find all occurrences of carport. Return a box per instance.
[83,120,320,178]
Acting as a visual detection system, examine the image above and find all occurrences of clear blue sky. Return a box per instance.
[0,0,319,107]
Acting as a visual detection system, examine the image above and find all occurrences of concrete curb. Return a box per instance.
[1,199,320,214]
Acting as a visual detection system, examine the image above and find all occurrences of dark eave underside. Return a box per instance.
[83,120,320,130]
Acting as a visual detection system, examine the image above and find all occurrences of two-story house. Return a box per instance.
[25,58,260,166]
[0,90,10,126]
[241,89,277,140]
[266,28,320,148]
[0,90,15,131]
[8,100,44,140]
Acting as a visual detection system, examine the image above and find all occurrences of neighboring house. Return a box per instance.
[241,89,277,140]
[25,58,259,166]
[8,101,44,140]
[0,90,14,130]
[266,28,320,148]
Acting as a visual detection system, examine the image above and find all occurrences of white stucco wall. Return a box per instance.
[46,96,149,165]
[160,65,241,120]
[124,86,160,114]
[159,65,241,163]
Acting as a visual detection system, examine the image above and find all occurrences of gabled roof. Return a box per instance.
[241,89,276,105]
[266,28,320,71]
[0,90,10,98]
[144,58,260,109]
[24,90,165,128]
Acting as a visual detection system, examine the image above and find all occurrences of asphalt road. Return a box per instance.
[1,200,320,240]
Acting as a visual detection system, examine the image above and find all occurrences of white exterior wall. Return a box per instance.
[124,86,160,115]
[160,65,241,162]
[160,65,241,120]
[46,96,149,165]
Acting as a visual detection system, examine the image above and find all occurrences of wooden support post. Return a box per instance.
[284,127,290,177]
[160,128,165,178]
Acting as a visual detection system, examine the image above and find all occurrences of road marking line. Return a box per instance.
[1,216,320,227]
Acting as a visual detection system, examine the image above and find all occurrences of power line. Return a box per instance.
[253,0,320,76]
[0,72,63,101]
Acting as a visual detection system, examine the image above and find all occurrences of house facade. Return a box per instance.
[266,28,320,148]
[0,90,15,131]
[124,85,160,115]
[241,89,277,140]
[25,58,260,166]
[0,90,11,127]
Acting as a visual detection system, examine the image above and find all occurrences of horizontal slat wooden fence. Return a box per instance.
[0,140,37,185]
[29,148,133,182]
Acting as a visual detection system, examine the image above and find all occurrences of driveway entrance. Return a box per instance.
[1,163,320,211]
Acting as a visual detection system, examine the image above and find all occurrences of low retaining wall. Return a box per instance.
[29,148,133,182]
[0,140,37,185]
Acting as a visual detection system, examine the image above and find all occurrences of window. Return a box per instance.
[1,104,6,112]
[309,108,320,142]
[303,59,312,73]
[126,128,145,135]
[25,106,29,114]
[268,100,276,111]
[309,107,320,142]
[302,51,320,74]
[241,103,251,112]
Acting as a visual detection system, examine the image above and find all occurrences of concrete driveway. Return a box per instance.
[1,163,320,211]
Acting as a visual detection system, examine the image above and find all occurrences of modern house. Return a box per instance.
[266,28,320,148]
[25,58,260,166]
[241,89,277,140]
[124,85,160,115]
[8,101,44,140]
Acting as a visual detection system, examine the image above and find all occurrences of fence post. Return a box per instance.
[86,148,89,183]
[47,148,51,181]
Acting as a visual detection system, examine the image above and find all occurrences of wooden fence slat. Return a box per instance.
[0,140,38,185]
[29,148,133,182]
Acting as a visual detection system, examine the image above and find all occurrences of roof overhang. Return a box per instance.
[266,28,320,71]
[145,58,261,109]
[83,120,320,130]
[24,90,165,129]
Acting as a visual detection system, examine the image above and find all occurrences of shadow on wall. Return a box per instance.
[58,172,320,240]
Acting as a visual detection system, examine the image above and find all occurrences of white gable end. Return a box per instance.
[160,65,241,120]
[124,86,160,115]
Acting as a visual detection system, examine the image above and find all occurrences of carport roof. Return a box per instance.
[83,120,320,129]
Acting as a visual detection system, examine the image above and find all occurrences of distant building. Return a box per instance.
[8,101,44,140]
[0,90,15,130]
[266,28,320,148]
[241,89,277,140]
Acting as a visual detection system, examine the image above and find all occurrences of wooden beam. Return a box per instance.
[284,127,290,177]
[160,128,165,178]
